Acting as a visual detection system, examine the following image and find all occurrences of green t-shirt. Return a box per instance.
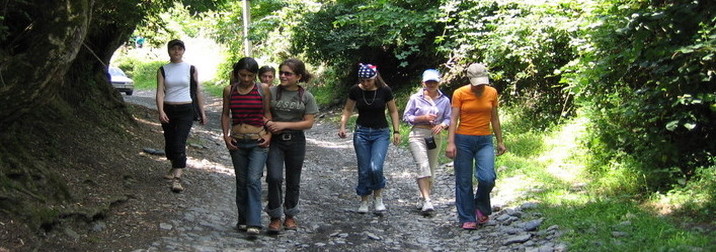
[269,85,319,122]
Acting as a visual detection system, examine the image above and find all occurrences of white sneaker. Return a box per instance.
[374,197,386,212]
[421,200,434,213]
[357,200,369,213]
[416,199,424,210]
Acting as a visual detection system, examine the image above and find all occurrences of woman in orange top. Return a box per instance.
[445,63,507,230]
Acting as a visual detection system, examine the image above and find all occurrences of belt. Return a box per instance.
[232,133,262,140]
[275,130,302,141]
[413,124,435,129]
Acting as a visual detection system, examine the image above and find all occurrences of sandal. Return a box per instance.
[461,222,477,230]
[476,210,489,224]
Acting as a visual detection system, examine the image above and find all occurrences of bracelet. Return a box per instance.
[393,131,399,134]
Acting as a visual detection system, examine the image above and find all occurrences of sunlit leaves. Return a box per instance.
[570,0,716,188]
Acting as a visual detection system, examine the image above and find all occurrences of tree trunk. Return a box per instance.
[0,0,91,130]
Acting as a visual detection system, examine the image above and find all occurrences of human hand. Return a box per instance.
[423,114,437,123]
[200,113,208,125]
[224,136,238,150]
[445,143,456,159]
[159,111,169,123]
[431,124,444,135]
[496,143,507,156]
[392,133,401,145]
[338,129,347,138]
[265,121,284,133]
[257,135,270,148]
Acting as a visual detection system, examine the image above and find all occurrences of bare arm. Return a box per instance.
[387,99,401,145]
[221,86,236,150]
[267,114,316,132]
[256,83,272,147]
[338,99,356,138]
[156,69,169,123]
[261,83,272,122]
[445,108,460,159]
[491,106,507,156]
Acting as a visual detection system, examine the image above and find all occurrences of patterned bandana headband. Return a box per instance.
[358,63,378,79]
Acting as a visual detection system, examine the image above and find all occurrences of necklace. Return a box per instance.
[362,89,377,105]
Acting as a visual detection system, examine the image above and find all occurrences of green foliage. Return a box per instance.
[566,0,716,189]
[292,0,444,91]
[436,0,590,130]
[113,55,165,90]
[540,200,714,251]
[133,1,227,47]
[656,162,716,221]
[294,0,441,66]
[213,0,314,63]
[496,109,713,251]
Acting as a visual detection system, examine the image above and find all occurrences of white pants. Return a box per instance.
[408,127,442,178]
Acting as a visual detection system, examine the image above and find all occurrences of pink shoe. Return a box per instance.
[476,210,489,224]
[461,222,477,230]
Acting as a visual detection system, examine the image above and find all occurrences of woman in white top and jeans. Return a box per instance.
[156,39,207,192]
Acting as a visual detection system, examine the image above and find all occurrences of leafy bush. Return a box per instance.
[436,0,587,130]
[567,0,716,189]
[292,0,444,91]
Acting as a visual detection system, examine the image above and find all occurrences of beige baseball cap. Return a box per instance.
[466,63,489,86]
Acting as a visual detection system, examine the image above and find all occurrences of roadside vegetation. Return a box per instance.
[2,0,714,250]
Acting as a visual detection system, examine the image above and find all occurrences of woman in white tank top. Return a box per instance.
[155,39,207,193]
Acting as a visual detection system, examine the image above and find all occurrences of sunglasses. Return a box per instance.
[279,71,295,76]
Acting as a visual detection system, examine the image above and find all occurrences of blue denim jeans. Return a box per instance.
[353,126,390,196]
[161,103,194,168]
[229,139,268,228]
[454,134,496,223]
[266,131,306,218]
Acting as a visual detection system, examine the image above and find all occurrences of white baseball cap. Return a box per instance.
[422,69,441,82]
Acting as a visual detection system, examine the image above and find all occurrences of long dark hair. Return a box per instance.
[279,58,312,83]
[232,57,259,79]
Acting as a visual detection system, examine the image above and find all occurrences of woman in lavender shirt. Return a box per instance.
[402,69,452,215]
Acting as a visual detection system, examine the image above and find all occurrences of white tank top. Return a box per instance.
[162,62,192,103]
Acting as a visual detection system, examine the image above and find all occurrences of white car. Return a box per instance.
[109,66,134,95]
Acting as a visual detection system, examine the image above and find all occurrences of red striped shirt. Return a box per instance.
[229,84,264,126]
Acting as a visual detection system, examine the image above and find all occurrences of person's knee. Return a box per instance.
[478,177,495,188]
[266,175,283,184]
[456,177,472,187]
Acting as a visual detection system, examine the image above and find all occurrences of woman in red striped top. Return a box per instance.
[221,57,272,236]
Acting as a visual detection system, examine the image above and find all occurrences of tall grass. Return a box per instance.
[495,108,715,251]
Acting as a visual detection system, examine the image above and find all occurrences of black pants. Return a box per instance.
[161,103,194,168]
[265,131,306,218]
